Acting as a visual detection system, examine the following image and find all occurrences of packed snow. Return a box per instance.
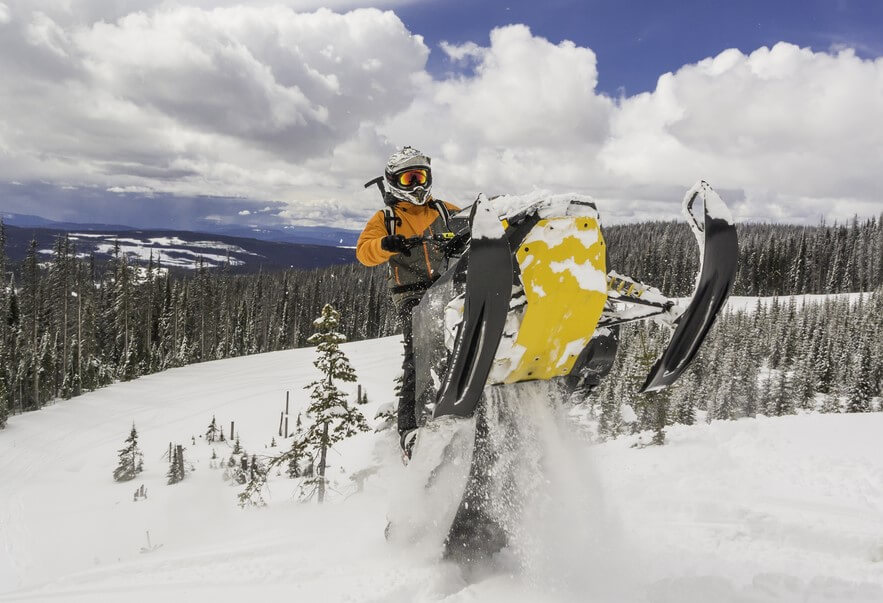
[36,234,267,269]
[92,243,245,268]
[1,321,881,601]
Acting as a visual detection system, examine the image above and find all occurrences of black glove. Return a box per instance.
[442,233,469,257]
[381,234,411,256]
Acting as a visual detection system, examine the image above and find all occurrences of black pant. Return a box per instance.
[397,297,421,438]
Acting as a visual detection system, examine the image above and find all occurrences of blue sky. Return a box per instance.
[398,0,883,95]
[0,0,880,229]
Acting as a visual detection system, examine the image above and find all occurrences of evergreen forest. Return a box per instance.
[0,215,881,428]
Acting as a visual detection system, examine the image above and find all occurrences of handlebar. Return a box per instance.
[403,232,470,256]
[403,233,458,247]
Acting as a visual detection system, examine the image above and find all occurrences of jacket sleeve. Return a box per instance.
[356,210,395,267]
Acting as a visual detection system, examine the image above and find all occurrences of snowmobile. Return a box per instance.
[391,181,737,563]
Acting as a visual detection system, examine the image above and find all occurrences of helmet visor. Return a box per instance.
[395,169,429,189]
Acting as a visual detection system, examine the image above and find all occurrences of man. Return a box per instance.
[356,146,459,459]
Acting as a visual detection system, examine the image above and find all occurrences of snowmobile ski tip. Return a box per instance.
[640,181,738,392]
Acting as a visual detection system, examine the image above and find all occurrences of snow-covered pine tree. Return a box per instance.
[206,415,219,443]
[302,304,369,503]
[596,357,624,440]
[671,371,698,426]
[846,338,874,413]
[710,342,738,420]
[234,419,309,506]
[818,392,841,413]
[167,444,185,485]
[625,326,670,441]
[791,346,817,411]
[769,370,794,417]
[113,423,144,482]
[285,436,308,478]
[0,375,7,429]
[238,454,268,507]
[0,309,8,426]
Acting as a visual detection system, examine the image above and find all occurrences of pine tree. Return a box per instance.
[671,372,698,426]
[301,304,368,503]
[206,415,219,443]
[238,454,268,507]
[0,373,8,429]
[167,444,185,485]
[285,436,308,478]
[597,379,623,440]
[846,339,874,413]
[769,371,794,417]
[113,424,144,482]
[818,393,841,414]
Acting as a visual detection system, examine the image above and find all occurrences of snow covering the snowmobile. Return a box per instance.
[489,190,602,223]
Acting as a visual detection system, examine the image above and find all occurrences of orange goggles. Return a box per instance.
[395,169,429,189]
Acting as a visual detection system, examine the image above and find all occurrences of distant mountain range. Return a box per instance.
[1,219,358,272]
[0,211,361,247]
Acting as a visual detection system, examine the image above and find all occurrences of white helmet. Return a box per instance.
[384,146,432,205]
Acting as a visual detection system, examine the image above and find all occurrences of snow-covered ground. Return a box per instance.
[1,332,882,602]
[724,291,870,312]
[38,233,263,269]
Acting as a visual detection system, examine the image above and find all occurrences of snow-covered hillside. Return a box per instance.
[1,334,882,602]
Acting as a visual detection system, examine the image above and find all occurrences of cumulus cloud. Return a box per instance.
[0,3,880,227]
[0,3,425,208]
[382,25,616,204]
[600,44,883,218]
[439,40,483,64]
[387,33,883,223]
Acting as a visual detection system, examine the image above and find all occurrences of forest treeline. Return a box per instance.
[605,215,882,296]
[0,215,881,427]
[586,290,883,443]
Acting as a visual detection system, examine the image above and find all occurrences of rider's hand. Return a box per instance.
[381,234,412,256]
[443,233,469,257]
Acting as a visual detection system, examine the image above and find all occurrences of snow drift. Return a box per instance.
[1,329,882,602]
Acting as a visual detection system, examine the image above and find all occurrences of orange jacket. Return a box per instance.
[356,200,460,267]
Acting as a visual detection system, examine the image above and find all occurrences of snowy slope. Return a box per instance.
[1,330,882,602]
[724,292,870,312]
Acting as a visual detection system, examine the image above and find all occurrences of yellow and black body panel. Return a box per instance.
[420,193,613,421]
[489,214,608,385]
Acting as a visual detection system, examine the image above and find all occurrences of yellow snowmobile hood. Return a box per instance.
[487,194,608,384]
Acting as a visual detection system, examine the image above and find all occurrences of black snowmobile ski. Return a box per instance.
[640,181,738,392]
[433,197,513,419]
